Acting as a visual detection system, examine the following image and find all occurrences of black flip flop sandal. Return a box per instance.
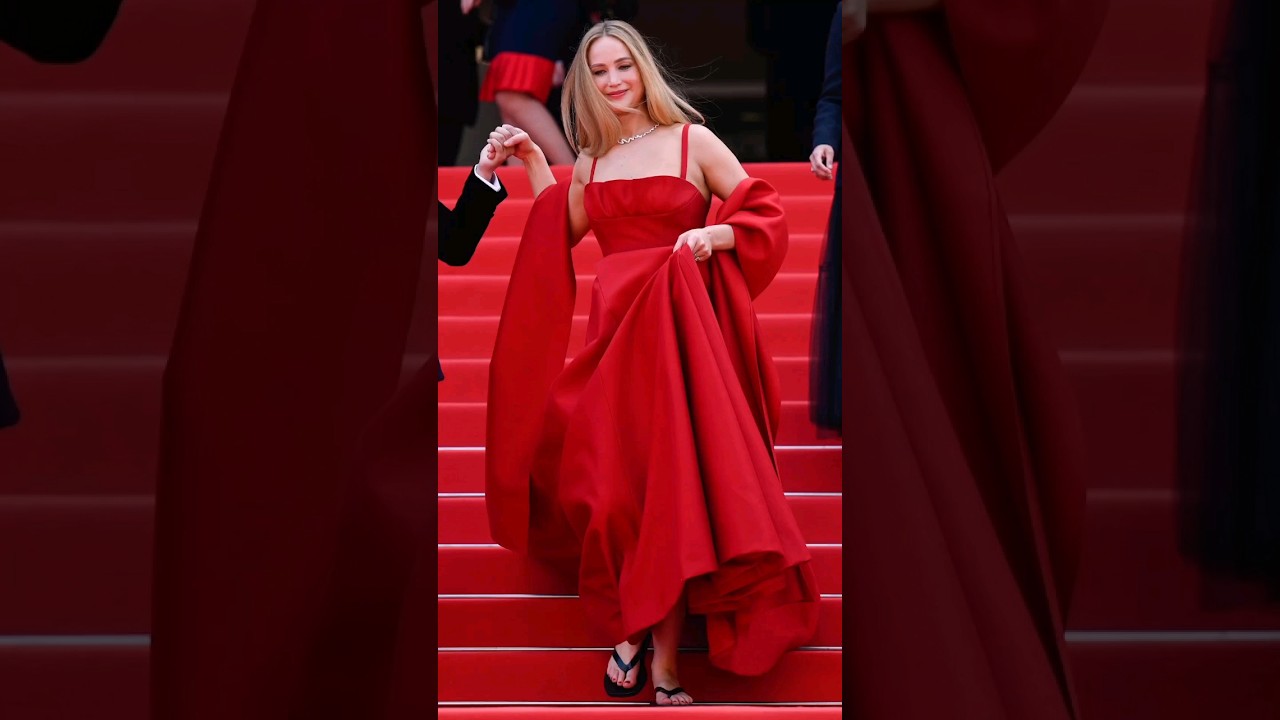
[603,640,649,698]
[654,686,688,705]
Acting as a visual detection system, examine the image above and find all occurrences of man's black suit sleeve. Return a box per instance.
[438,169,508,266]
[812,3,843,153]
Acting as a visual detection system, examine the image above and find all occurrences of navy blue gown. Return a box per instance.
[809,3,842,433]
[1177,0,1280,596]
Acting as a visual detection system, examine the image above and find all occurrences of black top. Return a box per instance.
[438,168,507,380]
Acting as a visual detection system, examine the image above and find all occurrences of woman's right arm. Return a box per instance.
[490,123,588,241]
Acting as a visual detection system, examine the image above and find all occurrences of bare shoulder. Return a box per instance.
[687,124,748,199]
[687,123,729,154]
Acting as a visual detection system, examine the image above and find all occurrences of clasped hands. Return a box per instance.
[476,123,539,180]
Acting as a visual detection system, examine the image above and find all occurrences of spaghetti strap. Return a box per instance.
[680,124,690,180]
[590,156,598,183]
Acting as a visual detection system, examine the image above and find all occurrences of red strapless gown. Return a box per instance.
[486,126,819,676]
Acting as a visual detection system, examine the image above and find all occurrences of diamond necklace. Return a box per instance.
[618,123,660,145]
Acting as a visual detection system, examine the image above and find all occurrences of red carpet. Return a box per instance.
[3,0,1280,717]
[434,162,845,710]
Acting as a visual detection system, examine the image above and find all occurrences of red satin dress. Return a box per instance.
[486,125,819,676]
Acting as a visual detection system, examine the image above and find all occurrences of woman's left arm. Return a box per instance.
[672,125,750,259]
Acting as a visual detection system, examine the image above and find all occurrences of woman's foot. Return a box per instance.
[652,666,693,706]
[606,638,645,691]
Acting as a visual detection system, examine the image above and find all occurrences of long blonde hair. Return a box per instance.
[560,20,704,157]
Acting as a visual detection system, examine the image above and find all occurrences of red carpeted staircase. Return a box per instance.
[2,0,1280,718]
[436,162,844,715]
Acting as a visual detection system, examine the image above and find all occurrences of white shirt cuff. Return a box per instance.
[473,164,502,192]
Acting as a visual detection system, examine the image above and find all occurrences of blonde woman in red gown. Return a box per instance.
[484,19,819,707]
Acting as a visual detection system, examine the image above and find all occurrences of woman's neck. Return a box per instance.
[617,111,657,139]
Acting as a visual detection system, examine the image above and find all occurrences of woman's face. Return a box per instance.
[588,36,644,114]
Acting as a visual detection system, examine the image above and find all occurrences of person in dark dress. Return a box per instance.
[480,0,590,166]
[437,127,513,379]
[0,0,127,429]
[746,0,838,162]
[479,0,639,167]
[808,1,841,434]
[1176,0,1280,598]
[439,0,487,165]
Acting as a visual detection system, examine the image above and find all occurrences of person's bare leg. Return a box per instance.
[494,90,576,165]
[605,636,644,690]
[650,594,694,705]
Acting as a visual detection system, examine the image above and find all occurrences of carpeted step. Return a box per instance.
[1076,0,1210,87]
[0,214,1181,357]
[436,596,843,648]
[437,494,842,544]
[437,400,833,447]
[997,87,1200,216]
[0,352,1177,496]
[0,95,223,222]
[1069,637,1280,720]
[3,637,1276,720]
[0,497,153,635]
[1070,493,1280,631]
[0,498,841,633]
[0,358,165,496]
[0,644,149,720]
[437,709,843,719]
[1069,354,1176,495]
[436,649,843,704]
[1015,215,1181,352]
[437,446,843,495]
[12,495,1280,635]
[437,544,844,598]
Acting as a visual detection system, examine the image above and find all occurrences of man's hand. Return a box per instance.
[810,144,836,180]
[476,124,542,179]
[843,0,868,44]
